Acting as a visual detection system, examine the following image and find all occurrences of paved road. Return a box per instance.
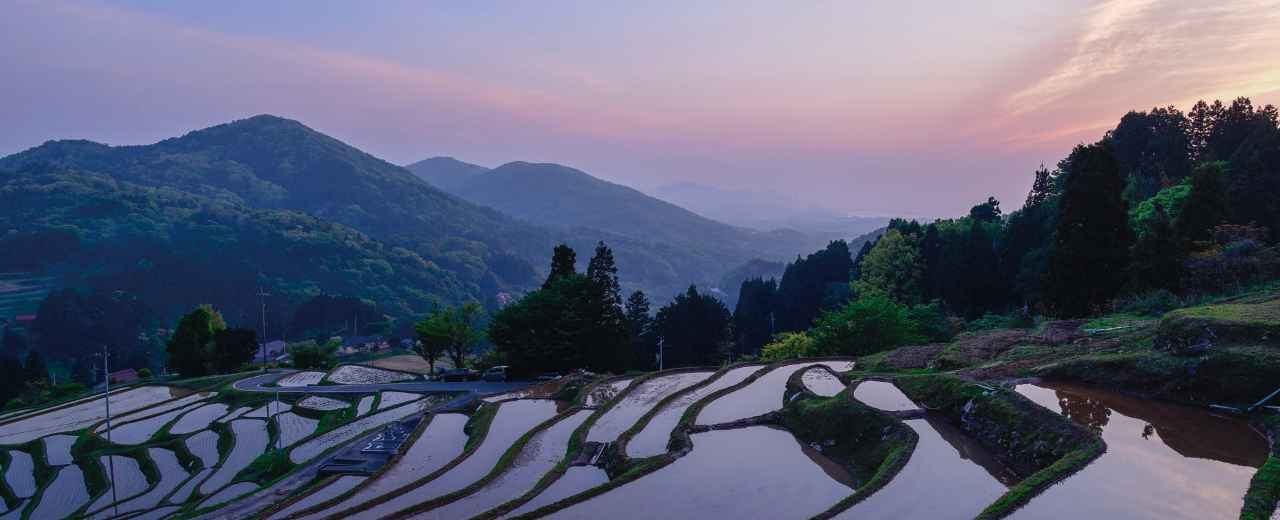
[233,369,531,396]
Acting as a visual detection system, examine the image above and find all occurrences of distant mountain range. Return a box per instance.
[653,181,890,237]
[404,157,865,302]
[0,115,885,328]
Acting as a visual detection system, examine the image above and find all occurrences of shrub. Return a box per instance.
[965,313,1032,331]
[761,332,819,362]
[907,301,954,342]
[1115,289,1182,316]
[810,291,924,356]
[137,368,153,379]
[288,339,337,370]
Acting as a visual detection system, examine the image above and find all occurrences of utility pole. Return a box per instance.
[657,337,664,371]
[256,287,271,370]
[95,345,119,518]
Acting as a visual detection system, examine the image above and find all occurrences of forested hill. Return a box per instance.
[404,158,841,299]
[404,156,489,193]
[0,115,560,332]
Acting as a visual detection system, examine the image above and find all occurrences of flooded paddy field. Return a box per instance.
[852,380,920,412]
[343,399,559,520]
[550,426,851,519]
[289,413,470,520]
[1012,382,1267,519]
[411,410,592,519]
[627,365,763,458]
[698,362,822,424]
[835,418,1010,519]
[801,367,846,397]
[587,371,712,443]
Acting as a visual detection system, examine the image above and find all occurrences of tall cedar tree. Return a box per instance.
[1175,162,1230,243]
[585,242,631,372]
[654,286,732,367]
[1044,142,1134,317]
[624,290,656,369]
[776,241,854,332]
[544,244,577,288]
[732,277,778,357]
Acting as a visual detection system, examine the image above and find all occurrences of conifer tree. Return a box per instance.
[1044,142,1134,317]
[544,244,577,288]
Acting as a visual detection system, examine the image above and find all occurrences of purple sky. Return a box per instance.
[4,1,1280,217]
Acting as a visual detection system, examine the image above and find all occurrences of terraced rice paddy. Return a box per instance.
[268,475,368,520]
[500,466,609,519]
[87,455,151,514]
[200,419,268,494]
[583,378,632,408]
[3,450,36,498]
[801,367,846,397]
[104,401,205,445]
[550,427,851,519]
[246,400,292,418]
[277,371,327,387]
[343,400,559,520]
[411,410,592,519]
[169,403,231,435]
[376,391,422,410]
[328,365,416,385]
[1012,382,1267,519]
[219,406,253,423]
[627,365,763,458]
[96,392,209,431]
[834,418,1009,519]
[89,448,188,519]
[852,381,920,412]
[185,429,221,468]
[42,434,76,466]
[199,481,259,509]
[291,414,470,520]
[298,396,350,412]
[356,395,374,416]
[290,399,433,464]
[698,362,822,424]
[29,464,89,520]
[169,468,214,504]
[0,386,180,444]
[587,371,712,443]
[275,412,320,447]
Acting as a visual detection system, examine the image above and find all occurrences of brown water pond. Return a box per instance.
[1013,382,1268,519]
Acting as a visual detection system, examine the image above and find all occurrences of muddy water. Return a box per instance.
[627,365,763,458]
[835,417,1010,519]
[587,371,712,443]
[852,381,919,412]
[549,426,851,519]
[1013,382,1267,519]
[698,363,821,425]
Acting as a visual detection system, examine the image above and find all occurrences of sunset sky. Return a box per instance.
[4,0,1280,217]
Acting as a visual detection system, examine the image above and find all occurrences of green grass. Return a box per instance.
[1167,299,1280,326]
[464,403,499,452]
[1083,313,1153,330]
[239,448,295,485]
[977,441,1105,519]
[1241,455,1280,520]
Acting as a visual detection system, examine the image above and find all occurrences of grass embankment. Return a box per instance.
[895,374,1103,519]
[1241,414,1280,520]
[782,391,916,519]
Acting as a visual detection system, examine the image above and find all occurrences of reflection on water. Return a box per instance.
[835,418,1009,519]
[549,426,850,519]
[1013,382,1267,519]
[851,381,919,412]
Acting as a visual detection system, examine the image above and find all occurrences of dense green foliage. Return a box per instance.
[287,339,338,370]
[165,305,255,376]
[288,294,387,341]
[653,286,733,367]
[414,302,485,371]
[489,243,635,376]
